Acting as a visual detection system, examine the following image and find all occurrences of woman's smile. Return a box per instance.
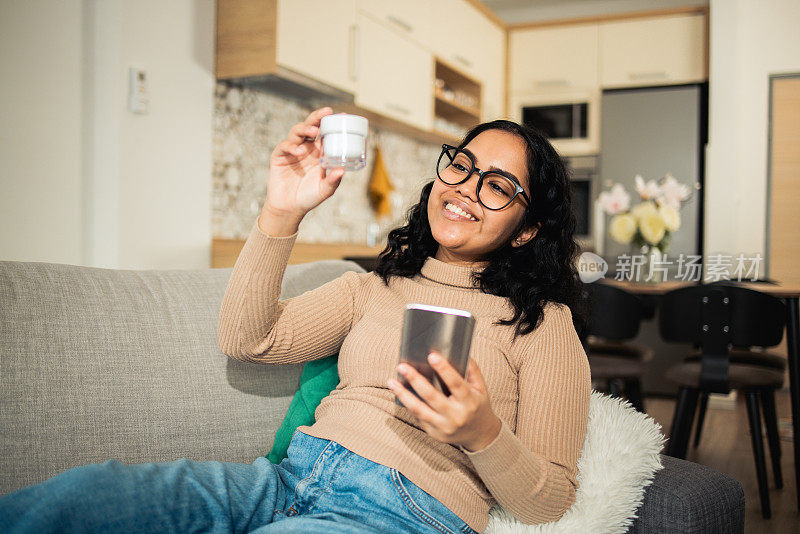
[442,200,479,222]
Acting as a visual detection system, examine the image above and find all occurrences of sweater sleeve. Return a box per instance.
[462,303,590,524]
[217,219,362,364]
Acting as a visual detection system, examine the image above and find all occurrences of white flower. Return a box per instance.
[657,173,691,210]
[634,174,661,200]
[640,212,667,245]
[659,204,681,232]
[609,214,637,244]
[630,201,659,223]
[597,183,631,215]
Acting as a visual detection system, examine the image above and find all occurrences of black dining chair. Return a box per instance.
[659,283,786,519]
[583,282,652,413]
[685,279,787,449]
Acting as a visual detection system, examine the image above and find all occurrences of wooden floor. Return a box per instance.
[644,389,799,533]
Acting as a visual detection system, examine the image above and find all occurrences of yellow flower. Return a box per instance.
[630,201,658,223]
[659,204,681,232]
[609,213,637,244]
[640,212,667,245]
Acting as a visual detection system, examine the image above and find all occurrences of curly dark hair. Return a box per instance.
[374,119,586,341]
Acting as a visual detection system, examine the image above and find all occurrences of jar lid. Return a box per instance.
[319,113,369,137]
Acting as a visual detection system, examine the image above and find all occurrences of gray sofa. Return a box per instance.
[0,259,745,533]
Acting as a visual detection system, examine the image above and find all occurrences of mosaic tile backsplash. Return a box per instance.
[212,81,443,244]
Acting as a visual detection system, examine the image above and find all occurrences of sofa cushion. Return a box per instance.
[0,259,364,495]
[266,353,339,463]
[486,392,665,533]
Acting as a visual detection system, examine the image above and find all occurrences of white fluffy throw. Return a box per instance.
[485,391,666,534]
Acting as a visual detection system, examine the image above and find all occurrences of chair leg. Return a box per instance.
[745,391,772,519]
[608,378,623,398]
[667,387,699,459]
[624,378,646,413]
[760,389,783,490]
[692,392,710,448]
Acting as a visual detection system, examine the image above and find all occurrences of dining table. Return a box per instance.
[599,277,800,510]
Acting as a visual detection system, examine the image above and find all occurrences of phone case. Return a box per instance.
[395,303,475,407]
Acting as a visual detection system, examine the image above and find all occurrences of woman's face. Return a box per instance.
[427,129,537,266]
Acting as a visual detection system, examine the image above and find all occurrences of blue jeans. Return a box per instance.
[0,430,478,534]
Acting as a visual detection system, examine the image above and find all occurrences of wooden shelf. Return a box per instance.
[430,129,462,144]
[434,90,481,119]
[212,238,387,268]
[434,57,482,140]
[434,99,480,130]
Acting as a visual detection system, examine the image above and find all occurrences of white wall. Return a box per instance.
[705,0,800,268]
[1,0,215,269]
[116,0,215,269]
[0,1,85,265]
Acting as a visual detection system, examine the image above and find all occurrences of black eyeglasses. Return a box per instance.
[436,144,531,210]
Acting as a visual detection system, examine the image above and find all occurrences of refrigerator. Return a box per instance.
[598,84,707,395]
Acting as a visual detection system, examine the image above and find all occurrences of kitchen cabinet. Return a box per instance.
[467,15,505,121]
[599,13,706,89]
[217,0,499,138]
[430,0,506,120]
[433,59,482,139]
[356,0,433,52]
[216,0,357,96]
[510,24,599,94]
[354,12,434,131]
[276,0,357,94]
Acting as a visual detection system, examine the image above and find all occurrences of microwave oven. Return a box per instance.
[511,91,600,156]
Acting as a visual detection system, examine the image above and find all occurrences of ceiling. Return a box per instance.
[480,0,708,25]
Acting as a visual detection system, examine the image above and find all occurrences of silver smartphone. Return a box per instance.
[395,303,476,407]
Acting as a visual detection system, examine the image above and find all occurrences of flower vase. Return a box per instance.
[636,244,666,284]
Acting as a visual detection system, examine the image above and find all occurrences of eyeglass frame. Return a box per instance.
[436,144,531,211]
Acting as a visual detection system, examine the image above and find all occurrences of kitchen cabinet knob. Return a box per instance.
[628,71,669,81]
[385,102,411,116]
[535,79,569,88]
[454,54,472,69]
[350,24,360,82]
[386,15,413,33]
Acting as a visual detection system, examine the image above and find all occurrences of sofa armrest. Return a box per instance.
[627,455,745,534]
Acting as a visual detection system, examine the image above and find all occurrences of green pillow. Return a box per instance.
[266,354,340,463]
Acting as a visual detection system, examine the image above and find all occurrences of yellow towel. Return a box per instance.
[367,147,394,219]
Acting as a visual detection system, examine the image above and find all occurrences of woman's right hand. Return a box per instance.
[262,107,346,221]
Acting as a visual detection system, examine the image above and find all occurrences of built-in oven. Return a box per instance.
[511,90,600,156]
[563,155,599,253]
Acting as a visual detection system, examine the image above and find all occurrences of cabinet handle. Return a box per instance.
[628,71,668,81]
[350,24,359,82]
[454,54,472,69]
[535,79,569,88]
[386,15,413,33]
[385,102,411,115]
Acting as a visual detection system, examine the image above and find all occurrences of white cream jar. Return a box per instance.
[318,113,368,171]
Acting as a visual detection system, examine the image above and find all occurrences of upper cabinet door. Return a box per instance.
[276,0,357,94]
[354,13,434,131]
[600,13,707,89]
[430,0,506,119]
[510,24,599,94]
[356,0,433,51]
[430,0,496,80]
[477,27,506,121]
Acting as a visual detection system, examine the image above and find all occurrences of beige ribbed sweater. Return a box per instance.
[218,219,591,533]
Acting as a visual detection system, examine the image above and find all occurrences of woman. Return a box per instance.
[0,107,589,534]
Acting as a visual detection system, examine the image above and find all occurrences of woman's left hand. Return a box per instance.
[388,353,502,452]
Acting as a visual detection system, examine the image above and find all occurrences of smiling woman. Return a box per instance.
[0,109,591,534]
[378,119,585,339]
